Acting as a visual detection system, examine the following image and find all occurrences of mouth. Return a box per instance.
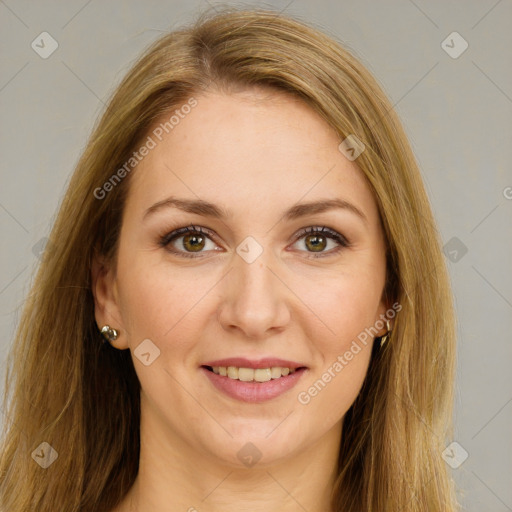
[200,364,308,403]
[201,365,307,382]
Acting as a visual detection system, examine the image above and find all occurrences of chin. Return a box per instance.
[201,423,307,469]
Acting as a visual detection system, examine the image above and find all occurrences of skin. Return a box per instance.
[92,87,390,512]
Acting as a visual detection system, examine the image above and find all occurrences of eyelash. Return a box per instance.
[158,225,350,259]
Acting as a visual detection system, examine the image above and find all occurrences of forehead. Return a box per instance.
[125,88,379,225]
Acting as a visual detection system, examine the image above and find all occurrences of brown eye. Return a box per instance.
[292,226,350,258]
[160,225,350,260]
[304,233,327,252]
[159,226,219,258]
[181,232,206,252]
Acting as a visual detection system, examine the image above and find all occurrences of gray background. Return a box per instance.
[1,0,511,510]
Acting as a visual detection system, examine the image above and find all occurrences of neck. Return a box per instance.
[115,400,341,512]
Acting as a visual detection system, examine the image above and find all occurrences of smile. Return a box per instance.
[206,365,298,382]
[201,365,308,403]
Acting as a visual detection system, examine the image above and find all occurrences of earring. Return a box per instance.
[380,320,392,348]
[100,325,119,344]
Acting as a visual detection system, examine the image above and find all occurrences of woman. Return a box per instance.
[0,6,458,511]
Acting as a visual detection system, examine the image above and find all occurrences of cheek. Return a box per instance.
[297,268,383,346]
[115,247,175,340]
[119,271,173,340]
[115,261,204,401]
[296,276,377,423]
[302,264,383,411]
[303,343,373,429]
[116,254,219,351]
[293,270,380,406]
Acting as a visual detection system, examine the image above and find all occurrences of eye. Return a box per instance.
[159,225,350,259]
[159,225,220,259]
[290,226,350,258]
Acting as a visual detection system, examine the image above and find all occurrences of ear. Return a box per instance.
[91,249,129,349]
[374,288,394,337]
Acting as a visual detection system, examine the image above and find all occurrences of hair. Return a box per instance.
[0,5,458,511]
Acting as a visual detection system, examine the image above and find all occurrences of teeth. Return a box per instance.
[210,366,297,381]
[238,367,254,381]
[254,368,272,382]
[271,367,281,379]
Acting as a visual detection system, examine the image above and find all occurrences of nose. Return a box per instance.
[216,252,291,340]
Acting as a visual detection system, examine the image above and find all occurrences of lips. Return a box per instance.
[200,357,308,403]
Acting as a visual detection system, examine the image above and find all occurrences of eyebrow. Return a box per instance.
[143,196,367,224]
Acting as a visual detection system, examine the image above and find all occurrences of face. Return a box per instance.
[93,87,389,468]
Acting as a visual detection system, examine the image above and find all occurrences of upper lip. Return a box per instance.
[202,357,307,370]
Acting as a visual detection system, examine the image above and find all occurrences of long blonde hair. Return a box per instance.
[0,6,458,511]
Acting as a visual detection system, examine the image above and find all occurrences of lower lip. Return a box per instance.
[200,367,307,403]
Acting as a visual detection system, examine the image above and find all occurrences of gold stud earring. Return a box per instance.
[100,325,119,344]
[380,320,392,348]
